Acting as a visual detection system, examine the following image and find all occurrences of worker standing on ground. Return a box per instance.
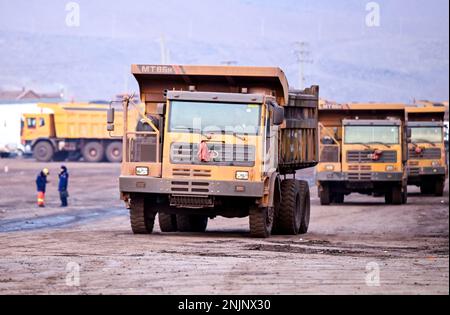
[36,168,49,207]
[58,166,69,207]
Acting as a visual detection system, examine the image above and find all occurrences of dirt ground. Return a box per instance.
[0,159,448,295]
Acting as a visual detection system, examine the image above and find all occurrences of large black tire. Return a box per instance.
[391,186,403,205]
[176,215,208,233]
[402,185,408,204]
[158,213,178,232]
[275,179,302,235]
[129,195,155,234]
[385,191,393,204]
[33,141,54,162]
[82,142,105,163]
[420,182,433,195]
[434,179,445,197]
[319,184,332,206]
[298,181,311,235]
[105,141,122,163]
[249,206,274,238]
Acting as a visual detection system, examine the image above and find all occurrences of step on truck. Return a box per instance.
[21,103,130,163]
[316,102,409,205]
[406,104,448,196]
[108,65,319,238]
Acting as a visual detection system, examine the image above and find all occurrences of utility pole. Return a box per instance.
[160,35,170,64]
[293,42,313,90]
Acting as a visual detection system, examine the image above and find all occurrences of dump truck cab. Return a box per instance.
[406,105,447,196]
[113,65,319,238]
[317,103,408,205]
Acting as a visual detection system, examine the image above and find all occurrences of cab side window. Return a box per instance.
[39,118,45,127]
[27,117,36,129]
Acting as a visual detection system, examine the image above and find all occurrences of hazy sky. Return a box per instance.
[0,0,448,102]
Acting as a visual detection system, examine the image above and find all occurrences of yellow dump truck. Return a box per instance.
[21,103,126,163]
[406,104,447,196]
[108,65,319,238]
[316,102,408,205]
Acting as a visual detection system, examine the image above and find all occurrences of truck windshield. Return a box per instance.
[344,126,399,145]
[410,127,443,143]
[169,101,261,135]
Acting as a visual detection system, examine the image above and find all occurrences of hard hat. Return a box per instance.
[42,168,50,176]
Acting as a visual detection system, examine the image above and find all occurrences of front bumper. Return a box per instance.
[119,176,265,197]
[408,166,446,177]
[316,172,403,182]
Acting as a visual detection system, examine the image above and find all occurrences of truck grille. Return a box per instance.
[170,181,211,194]
[348,165,372,171]
[347,150,397,163]
[172,169,212,178]
[170,195,214,208]
[348,173,372,181]
[171,143,255,166]
[409,148,441,160]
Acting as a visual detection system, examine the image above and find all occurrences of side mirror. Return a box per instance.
[272,106,285,126]
[107,108,115,124]
[406,128,412,139]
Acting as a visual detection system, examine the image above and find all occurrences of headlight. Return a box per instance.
[236,171,249,180]
[136,167,149,176]
[432,161,441,167]
[325,165,335,171]
[386,165,395,172]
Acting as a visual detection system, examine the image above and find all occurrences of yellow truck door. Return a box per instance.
[21,114,54,142]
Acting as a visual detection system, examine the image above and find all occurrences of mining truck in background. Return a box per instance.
[406,104,448,196]
[108,65,319,238]
[316,102,409,205]
[21,103,135,163]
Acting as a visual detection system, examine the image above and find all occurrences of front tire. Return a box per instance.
[129,195,155,234]
[319,184,332,206]
[33,141,54,162]
[435,179,445,197]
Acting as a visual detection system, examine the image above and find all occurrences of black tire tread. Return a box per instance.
[276,179,301,235]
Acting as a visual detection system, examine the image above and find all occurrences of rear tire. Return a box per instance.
[298,181,311,235]
[129,195,155,234]
[177,215,208,232]
[319,184,332,206]
[402,185,408,204]
[105,141,122,163]
[82,141,105,163]
[158,213,178,232]
[33,141,54,162]
[249,206,274,238]
[275,179,302,235]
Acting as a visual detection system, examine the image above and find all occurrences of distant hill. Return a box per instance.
[0,0,448,103]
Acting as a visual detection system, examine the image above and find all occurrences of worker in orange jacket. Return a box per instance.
[36,168,49,207]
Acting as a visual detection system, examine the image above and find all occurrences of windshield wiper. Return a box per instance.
[350,142,372,150]
[412,139,436,147]
[367,142,392,148]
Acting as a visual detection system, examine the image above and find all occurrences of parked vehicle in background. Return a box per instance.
[108,65,319,238]
[21,103,135,163]
[316,102,409,205]
[406,104,448,196]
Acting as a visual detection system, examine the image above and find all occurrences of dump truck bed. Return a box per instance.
[132,64,319,174]
[38,103,126,139]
